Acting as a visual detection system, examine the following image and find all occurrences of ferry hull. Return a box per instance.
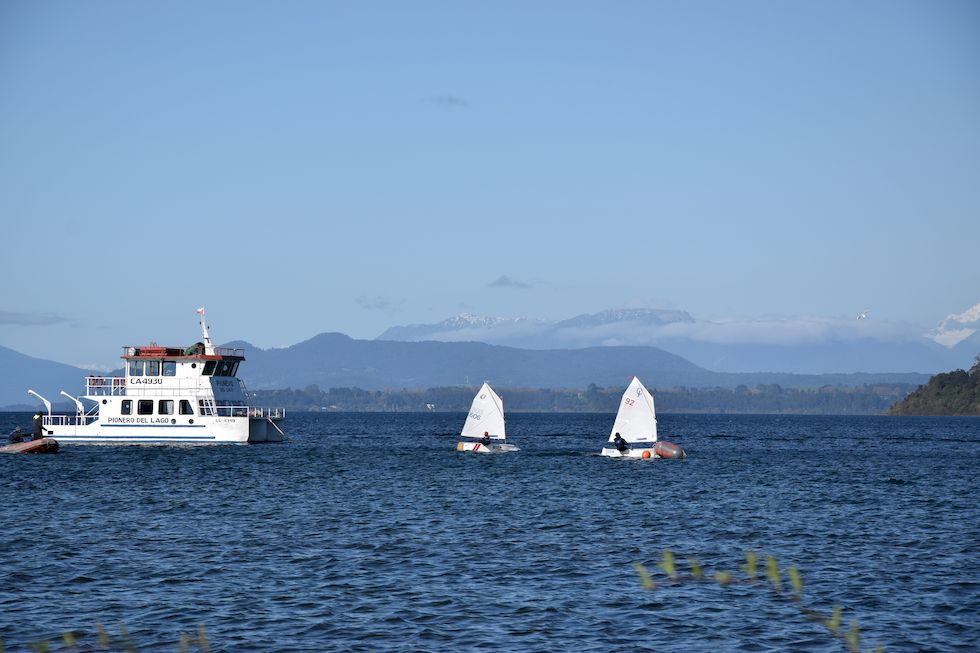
[43,417,284,445]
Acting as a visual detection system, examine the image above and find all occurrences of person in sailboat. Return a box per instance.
[613,432,629,454]
[480,431,491,447]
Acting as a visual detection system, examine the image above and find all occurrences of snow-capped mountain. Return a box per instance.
[376,308,696,349]
[930,303,980,348]
[554,308,695,328]
[377,306,980,374]
[378,314,548,343]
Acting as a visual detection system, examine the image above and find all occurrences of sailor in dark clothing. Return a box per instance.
[8,426,25,444]
[613,432,629,453]
[480,431,491,447]
[32,411,50,440]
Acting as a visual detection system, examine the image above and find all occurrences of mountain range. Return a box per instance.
[377,305,980,375]
[0,344,97,411]
[227,333,929,393]
[0,334,931,410]
[8,301,978,409]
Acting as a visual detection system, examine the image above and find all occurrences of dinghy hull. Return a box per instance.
[600,440,686,459]
[1,437,59,454]
[456,441,519,454]
[457,441,492,454]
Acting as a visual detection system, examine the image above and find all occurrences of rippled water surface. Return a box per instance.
[1,413,978,652]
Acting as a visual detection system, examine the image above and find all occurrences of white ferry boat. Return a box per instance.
[28,310,285,444]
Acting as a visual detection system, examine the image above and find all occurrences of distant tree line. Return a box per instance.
[888,356,980,416]
[248,382,916,415]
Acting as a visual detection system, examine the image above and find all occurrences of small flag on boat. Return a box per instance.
[196,307,205,314]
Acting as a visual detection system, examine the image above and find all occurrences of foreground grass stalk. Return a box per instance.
[634,549,884,652]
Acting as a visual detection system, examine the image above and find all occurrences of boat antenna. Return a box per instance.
[197,307,215,355]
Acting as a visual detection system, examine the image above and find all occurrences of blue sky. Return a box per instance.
[1,1,978,368]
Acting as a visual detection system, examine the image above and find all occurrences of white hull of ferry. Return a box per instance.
[44,416,284,445]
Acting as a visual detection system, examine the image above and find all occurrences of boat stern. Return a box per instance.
[247,407,286,443]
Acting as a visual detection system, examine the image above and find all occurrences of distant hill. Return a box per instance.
[226,333,709,389]
[888,357,980,416]
[0,335,933,410]
[226,333,929,392]
[0,345,91,410]
[377,307,972,374]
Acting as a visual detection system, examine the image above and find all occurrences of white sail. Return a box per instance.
[607,377,657,444]
[460,382,506,440]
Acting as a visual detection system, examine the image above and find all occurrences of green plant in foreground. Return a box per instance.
[634,549,885,653]
[633,562,656,590]
[2,623,212,653]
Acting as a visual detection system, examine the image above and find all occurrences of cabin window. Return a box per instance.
[145,360,160,376]
[179,399,194,415]
[158,400,174,415]
[121,400,132,415]
[138,400,153,415]
[162,361,176,377]
[198,399,215,416]
[129,360,144,376]
[202,360,216,376]
[216,361,230,376]
[229,362,239,376]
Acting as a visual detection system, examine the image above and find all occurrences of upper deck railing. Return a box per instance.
[43,414,99,427]
[248,407,286,419]
[86,376,127,396]
[86,377,253,397]
[121,346,245,358]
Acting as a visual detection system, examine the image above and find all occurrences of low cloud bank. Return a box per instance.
[413,314,927,348]
[0,311,69,326]
[930,303,980,347]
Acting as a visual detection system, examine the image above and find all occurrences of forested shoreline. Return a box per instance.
[249,383,915,415]
[888,357,980,416]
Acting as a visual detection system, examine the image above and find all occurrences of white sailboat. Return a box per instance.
[599,377,685,459]
[456,382,518,454]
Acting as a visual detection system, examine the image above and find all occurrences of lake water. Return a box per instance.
[1,413,978,652]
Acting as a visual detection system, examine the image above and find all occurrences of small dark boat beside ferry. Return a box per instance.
[1,437,59,454]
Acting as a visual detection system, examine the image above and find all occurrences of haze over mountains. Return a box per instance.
[378,304,980,375]
[0,333,930,410]
[0,344,97,411]
[224,334,926,393]
[3,303,976,409]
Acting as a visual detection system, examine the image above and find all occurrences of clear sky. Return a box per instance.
[1,1,978,368]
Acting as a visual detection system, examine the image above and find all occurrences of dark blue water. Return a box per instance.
[1,413,977,652]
